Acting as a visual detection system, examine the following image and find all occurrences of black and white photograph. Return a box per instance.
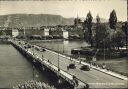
[0,0,127,89]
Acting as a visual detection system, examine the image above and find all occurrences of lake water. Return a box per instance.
[0,44,48,88]
[30,40,89,55]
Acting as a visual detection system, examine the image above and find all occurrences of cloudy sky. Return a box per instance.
[0,0,127,21]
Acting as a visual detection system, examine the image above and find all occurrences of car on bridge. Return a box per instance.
[34,46,46,52]
[40,48,46,52]
[68,63,76,69]
[34,46,41,50]
[80,65,90,71]
[26,44,31,48]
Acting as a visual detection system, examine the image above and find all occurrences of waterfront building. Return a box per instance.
[44,28,49,36]
[62,30,69,39]
[12,29,19,37]
[18,27,50,37]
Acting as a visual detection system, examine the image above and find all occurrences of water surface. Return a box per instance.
[0,44,48,88]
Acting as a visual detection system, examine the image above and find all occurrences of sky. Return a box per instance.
[0,0,127,21]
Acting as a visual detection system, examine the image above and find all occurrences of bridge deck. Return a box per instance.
[12,40,128,88]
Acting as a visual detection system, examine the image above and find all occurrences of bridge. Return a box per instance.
[11,39,128,89]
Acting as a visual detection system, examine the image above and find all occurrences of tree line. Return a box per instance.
[82,10,128,51]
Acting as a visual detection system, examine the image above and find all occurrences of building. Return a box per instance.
[12,29,19,37]
[44,28,49,36]
[19,27,50,37]
[62,30,69,39]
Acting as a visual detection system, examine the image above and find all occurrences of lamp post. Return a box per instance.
[103,39,105,60]
[63,41,64,53]
[32,65,35,80]
[122,22,128,56]
[32,58,36,80]
[32,45,34,56]
[125,22,128,55]
[126,34,128,57]
[58,43,60,72]
[78,51,81,64]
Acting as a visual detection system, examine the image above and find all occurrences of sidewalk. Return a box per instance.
[81,62,128,81]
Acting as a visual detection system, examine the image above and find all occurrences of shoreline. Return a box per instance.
[71,47,128,59]
[0,40,11,44]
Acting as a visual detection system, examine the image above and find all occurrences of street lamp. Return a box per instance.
[63,41,64,53]
[78,51,81,64]
[103,39,105,60]
[32,65,35,80]
[32,59,36,80]
[32,45,34,56]
[125,22,128,54]
[122,22,128,55]
[58,43,60,72]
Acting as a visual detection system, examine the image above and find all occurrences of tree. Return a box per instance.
[109,10,117,30]
[96,14,100,24]
[94,24,109,48]
[74,18,77,26]
[0,31,4,36]
[122,21,128,50]
[122,22,128,36]
[74,18,81,26]
[95,15,101,48]
[111,31,125,50]
[78,19,81,23]
[84,11,93,46]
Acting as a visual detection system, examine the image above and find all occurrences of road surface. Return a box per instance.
[16,40,128,88]
[27,46,128,88]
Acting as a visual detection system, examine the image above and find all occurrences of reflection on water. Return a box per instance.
[31,40,89,55]
[0,44,48,88]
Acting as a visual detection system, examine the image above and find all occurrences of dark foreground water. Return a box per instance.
[0,44,48,88]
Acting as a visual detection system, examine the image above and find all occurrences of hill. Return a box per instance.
[0,14,74,28]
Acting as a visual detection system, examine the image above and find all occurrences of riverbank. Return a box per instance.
[71,47,127,59]
[0,40,11,44]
